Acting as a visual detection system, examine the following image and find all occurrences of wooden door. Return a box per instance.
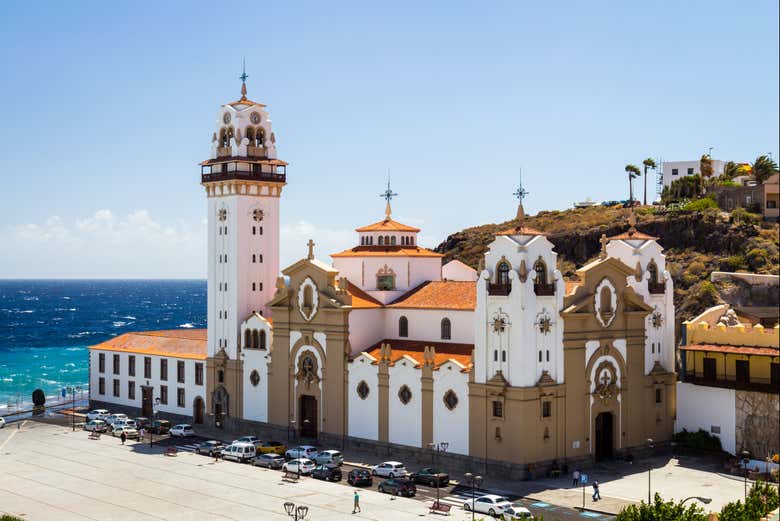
[735,360,750,385]
[299,395,317,439]
[703,358,717,382]
[141,386,153,418]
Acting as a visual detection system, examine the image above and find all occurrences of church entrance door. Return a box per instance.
[594,412,614,461]
[193,397,204,424]
[141,386,153,418]
[299,395,317,439]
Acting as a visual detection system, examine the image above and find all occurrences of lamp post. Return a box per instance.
[288,419,296,442]
[283,502,309,521]
[646,438,654,504]
[464,472,483,521]
[681,496,712,506]
[427,442,449,508]
[150,397,160,447]
[67,385,81,432]
[741,450,751,500]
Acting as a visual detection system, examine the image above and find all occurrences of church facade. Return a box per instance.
[90,81,677,465]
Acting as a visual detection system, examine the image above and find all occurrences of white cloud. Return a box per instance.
[280,220,354,266]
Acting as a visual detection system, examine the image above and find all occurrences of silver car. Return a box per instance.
[252,453,285,469]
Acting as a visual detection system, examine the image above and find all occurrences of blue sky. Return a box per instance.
[1,1,777,277]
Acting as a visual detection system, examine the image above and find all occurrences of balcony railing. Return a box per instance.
[534,283,555,296]
[648,281,666,294]
[201,162,286,184]
[682,374,779,394]
[488,283,511,296]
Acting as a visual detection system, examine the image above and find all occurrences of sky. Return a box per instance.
[1,1,777,278]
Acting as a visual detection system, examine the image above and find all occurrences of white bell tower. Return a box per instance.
[202,71,286,360]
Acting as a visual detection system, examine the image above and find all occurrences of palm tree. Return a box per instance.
[625,164,641,203]
[721,161,740,180]
[751,154,779,184]
[642,158,657,205]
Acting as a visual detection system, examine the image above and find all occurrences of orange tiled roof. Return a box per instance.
[607,228,658,241]
[346,281,383,309]
[363,339,473,370]
[331,246,443,258]
[565,281,583,296]
[388,281,476,310]
[496,225,547,236]
[355,218,421,233]
[681,344,780,357]
[89,329,208,360]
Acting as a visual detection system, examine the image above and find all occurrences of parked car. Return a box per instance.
[256,440,287,454]
[112,426,139,439]
[372,461,407,478]
[409,467,449,487]
[221,442,256,463]
[122,419,138,429]
[0,417,6,428]
[285,445,318,460]
[463,494,513,517]
[84,419,108,432]
[282,458,316,475]
[251,453,285,469]
[233,435,259,445]
[149,419,171,434]
[134,417,150,429]
[86,409,109,421]
[347,468,373,487]
[311,464,342,482]
[195,440,225,456]
[314,449,343,466]
[169,424,195,437]
[501,505,534,520]
[377,478,416,497]
[105,413,128,427]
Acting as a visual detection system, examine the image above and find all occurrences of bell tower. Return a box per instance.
[201,70,287,421]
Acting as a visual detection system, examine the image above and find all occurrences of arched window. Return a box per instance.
[303,285,314,310]
[378,236,384,246]
[256,127,265,147]
[244,329,252,349]
[385,235,390,245]
[390,236,396,245]
[259,330,266,350]
[410,236,414,245]
[227,126,234,145]
[399,316,409,337]
[252,329,259,349]
[534,260,547,285]
[441,318,451,340]
[496,262,511,285]
[245,126,256,145]
[219,127,228,148]
[647,261,659,284]
[600,286,613,313]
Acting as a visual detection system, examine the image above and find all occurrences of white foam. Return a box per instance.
[179,323,195,328]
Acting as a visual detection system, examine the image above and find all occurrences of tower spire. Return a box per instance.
[512,168,529,224]
[380,172,397,220]
[239,59,249,101]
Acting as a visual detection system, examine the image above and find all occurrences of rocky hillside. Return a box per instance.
[434,206,779,325]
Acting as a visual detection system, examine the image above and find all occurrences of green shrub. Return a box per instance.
[745,248,769,271]
[719,481,780,521]
[720,255,746,272]
[731,207,762,225]
[616,493,706,521]
[687,261,706,277]
[673,428,723,451]
[684,197,719,211]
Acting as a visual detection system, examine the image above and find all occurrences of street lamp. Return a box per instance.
[646,438,654,504]
[288,419,296,442]
[427,442,449,508]
[681,496,712,506]
[67,385,82,432]
[283,502,308,521]
[150,397,160,447]
[741,450,751,500]
[464,472,483,521]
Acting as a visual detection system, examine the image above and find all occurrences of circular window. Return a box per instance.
[356,381,370,400]
[398,385,412,405]
[443,390,458,411]
[249,370,260,387]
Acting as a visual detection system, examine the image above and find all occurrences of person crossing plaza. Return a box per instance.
[352,490,361,514]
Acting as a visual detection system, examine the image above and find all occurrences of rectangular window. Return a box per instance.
[259,254,263,263]
[113,379,120,397]
[492,400,503,418]
[655,389,662,403]
[99,353,105,373]
[538,351,542,363]
[128,355,136,377]
[493,350,498,362]
[144,357,152,379]
[542,401,551,418]
[252,226,256,235]
[160,385,168,405]
[252,283,256,291]
[259,226,263,235]
[195,363,203,386]
[501,351,506,362]
[768,200,778,209]
[735,360,749,385]
[687,167,694,175]
[113,354,120,374]
[99,377,105,395]
[259,282,263,291]
[710,425,721,434]
[128,381,135,400]
[546,350,550,362]
[177,388,185,408]
[672,168,679,176]
[177,361,185,383]
[160,359,168,381]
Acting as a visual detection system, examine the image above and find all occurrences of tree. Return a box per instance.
[661,174,702,204]
[719,481,780,521]
[32,388,46,407]
[625,164,641,203]
[616,493,706,521]
[642,158,657,205]
[721,161,740,181]
[751,154,779,183]
[699,154,714,196]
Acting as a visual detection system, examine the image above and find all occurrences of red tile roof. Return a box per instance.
[363,339,473,370]
[681,344,780,357]
[388,281,477,310]
[331,246,443,258]
[355,218,420,233]
[607,228,658,241]
[345,281,383,309]
[89,329,208,360]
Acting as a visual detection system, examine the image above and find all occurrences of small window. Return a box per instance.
[377,274,395,291]
[378,236,384,246]
[252,254,256,263]
[99,377,105,395]
[672,168,679,176]
[542,401,551,418]
[357,380,370,399]
[144,357,151,379]
[390,236,396,245]
[443,390,458,410]
[98,353,105,373]
[160,385,168,405]
[655,389,662,404]
[112,379,120,397]
[177,360,185,383]
[259,330,266,350]
[177,388,185,407]
[538,351,542,362]
[303,286,314,310]
[195,363,203,386]
[494,350,498,362]
[440,318,451,340]
[768,200,778,209]
[128,381,135,400]
[252,283,256,291]
[496,262,511,285]
[398,385,412,405]
[687,167,694,175]
[259,254,263,263]
[218,370,224,384]
[160,359,168,381]
[546,350,550,362]
[492,400,503,418]
[113,354,120,374]
[250,370,260,387]
[128,355,135,377]
[501,350,506,362]
[252,226,256,235]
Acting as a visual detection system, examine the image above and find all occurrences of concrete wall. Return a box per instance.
[347,354,379,441]
[432,361,469,455]
[662,159,727,187]
[388,360,422,447]
[675,382,736,454]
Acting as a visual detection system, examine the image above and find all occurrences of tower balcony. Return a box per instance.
[534,282,556,296]
[488,282,511,296]
[200,159,287,184]
[648,281,666,294]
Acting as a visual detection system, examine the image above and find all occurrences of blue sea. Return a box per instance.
[0,280,206,410]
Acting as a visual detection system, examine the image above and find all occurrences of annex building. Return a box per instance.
[89,80,677,466]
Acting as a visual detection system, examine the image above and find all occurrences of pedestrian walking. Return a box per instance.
[214,448,220,462]
[592,480,601,501]
[120,431,127,445]
[352,490,361,514]
[139,427,145,441]
[572,469,580,487]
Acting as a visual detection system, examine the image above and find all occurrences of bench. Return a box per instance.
[282,470,300,482]
[88,432,101,440]
[429,501,451,515]
[165,447,178,457]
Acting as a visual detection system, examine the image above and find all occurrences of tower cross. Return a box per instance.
[513,168,530,223]
[307,239,315,260]
[380,176,397,219]
[239,59,249,101]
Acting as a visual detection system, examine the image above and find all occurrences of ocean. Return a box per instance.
[0,280,206,410]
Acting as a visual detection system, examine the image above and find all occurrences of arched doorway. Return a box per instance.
[299,395,318,439]
[193,397,204,424]
[594,412,614,460]
[212,386,229,428]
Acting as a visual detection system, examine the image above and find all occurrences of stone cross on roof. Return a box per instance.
[513,169,530,222]
[239,59,249,101]
[307,239,315,260]
[600,233,608,259]
[379,175,398,220]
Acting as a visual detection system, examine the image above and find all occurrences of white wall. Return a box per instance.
[241,312,270,422]
[432,361,469,455]
[383,308,474,345]
[442,260,478,281]
[662,159,727,187]
[348,308,386,355]
[348,354,379,440]
[388,359,422,447]
[675,382,736,455]
[333,256,442,304]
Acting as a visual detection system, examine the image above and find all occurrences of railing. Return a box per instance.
[682,374,779,394]
[201,162,286,184]
[488,283,511,296]
[534,283,555,296]
[648,281,666,294]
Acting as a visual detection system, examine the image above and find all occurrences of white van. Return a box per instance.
[221,442,256,463]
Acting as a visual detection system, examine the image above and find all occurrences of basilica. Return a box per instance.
[89,79,677,465]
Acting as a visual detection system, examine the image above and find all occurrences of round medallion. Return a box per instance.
[218,208,227,221]
[222,112,231,125]
[253,208,264,222]
[250,111,261,125]
[250,370,260,387]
